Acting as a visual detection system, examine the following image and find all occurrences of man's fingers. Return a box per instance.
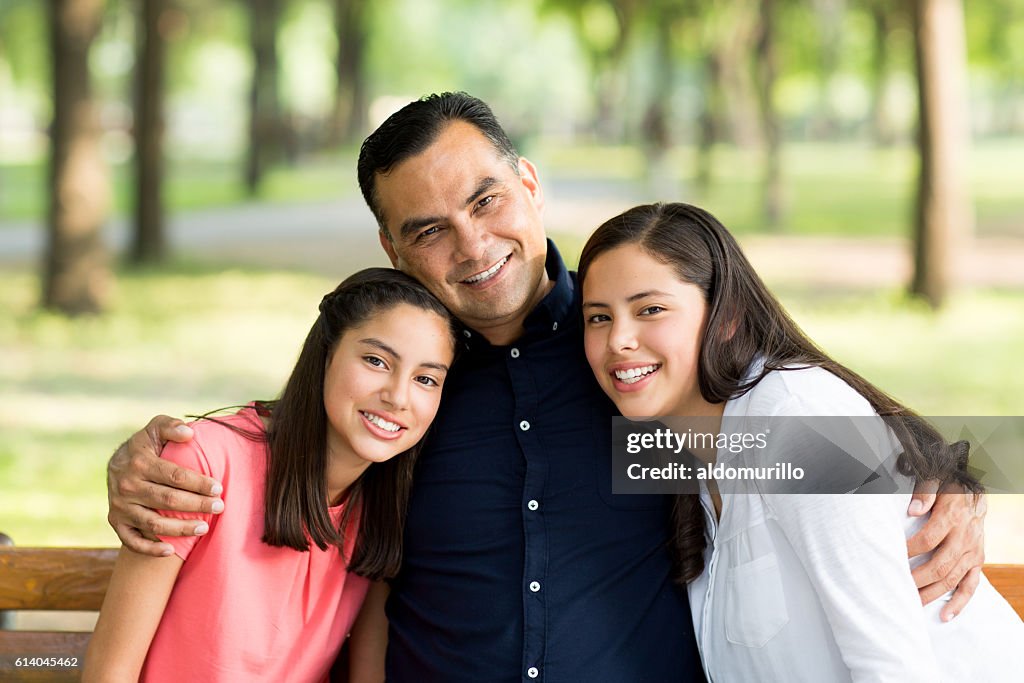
[941,566,982,621]
[114,522,176,557]
[157,418,194,445]
[911,538,960,588]
[906,511,953,557]
[124,501,211,539]
[141,478,224,515]
[909,478,940,516]
[151,457,223,499]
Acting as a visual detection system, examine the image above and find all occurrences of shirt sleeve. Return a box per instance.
[763,394,942,682]
[156,433,218,561]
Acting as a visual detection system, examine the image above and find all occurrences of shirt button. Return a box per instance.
[552,321,558,331]
[519,420,530,431]
[462,329,471,338]
[527,499,539,511]
[527,667,539,679]
[529,581,541,592]
[510,347,520,358]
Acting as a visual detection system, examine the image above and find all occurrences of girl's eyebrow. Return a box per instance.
[583,290,673,309]
[360,338,399,359]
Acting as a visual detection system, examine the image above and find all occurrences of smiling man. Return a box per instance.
[107,93,988,682]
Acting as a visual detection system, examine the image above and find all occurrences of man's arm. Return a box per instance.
[107,415,224,556]
[906,481,987,621]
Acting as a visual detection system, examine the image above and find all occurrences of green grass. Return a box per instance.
[1,262,1022,558]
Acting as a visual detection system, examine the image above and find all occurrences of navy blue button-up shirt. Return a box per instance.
[386,242,701,682]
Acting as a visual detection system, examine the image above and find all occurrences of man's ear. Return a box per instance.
[378,229,400,267]
[517,157,544,214]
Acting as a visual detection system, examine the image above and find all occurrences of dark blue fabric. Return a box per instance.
[385,241,702,682]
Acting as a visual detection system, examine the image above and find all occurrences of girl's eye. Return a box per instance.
[586,314,611,324]
[639,306,665,316]
[364,356,386,368]
[415,375,439,387]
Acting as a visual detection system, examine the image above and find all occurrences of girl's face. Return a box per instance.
[323,303,454,468]
[582,243,709,418]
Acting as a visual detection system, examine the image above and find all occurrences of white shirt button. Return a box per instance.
[510,347,520,358]
[527,499,539,511]
[552,321,558,331]
[527,667,539,679]
[529,581,541,592]
[462,329,471,338]
[519,420,530,431]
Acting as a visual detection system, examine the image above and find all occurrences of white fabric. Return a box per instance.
[688,365,1024,682]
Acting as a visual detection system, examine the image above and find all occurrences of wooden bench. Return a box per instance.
[1,535,1023,681]
[0,535,117,682]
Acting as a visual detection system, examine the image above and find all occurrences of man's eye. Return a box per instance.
[417,226,440,241]
[477,195,494,209]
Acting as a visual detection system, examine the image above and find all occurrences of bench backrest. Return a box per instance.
[1,540,1023,682]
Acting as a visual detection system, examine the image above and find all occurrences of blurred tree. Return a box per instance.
[809,0,846,138]
[543,0,641,139]
[130,0,169,264]
[328,0,368,146]
[865,0,901,146]
[42,0,111,315]
[910,0,972,307]
[755,0,783,228]
[245,0,287,195]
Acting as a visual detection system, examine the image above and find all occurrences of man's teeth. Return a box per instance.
[614,364,660,384]
[463,256,509,284]
[361,411,401,432]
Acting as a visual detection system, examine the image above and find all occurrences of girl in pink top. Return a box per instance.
[84,268,459,682]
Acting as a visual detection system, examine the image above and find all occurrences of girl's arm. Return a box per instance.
[82,547,184,682]
[347,581,390,683]
[766,491,942,682]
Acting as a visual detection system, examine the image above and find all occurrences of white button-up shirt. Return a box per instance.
[688,365,1024,682]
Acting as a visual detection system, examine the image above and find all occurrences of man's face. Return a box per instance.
[374,121,549,338]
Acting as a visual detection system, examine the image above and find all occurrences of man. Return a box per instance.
[108,93,987,681]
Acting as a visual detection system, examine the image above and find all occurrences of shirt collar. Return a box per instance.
[460,239,575,351]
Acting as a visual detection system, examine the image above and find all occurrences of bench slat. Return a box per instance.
[984,563,1024,619]
[0,548,117,611]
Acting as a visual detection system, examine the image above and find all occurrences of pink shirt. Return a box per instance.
[143,407,370,683]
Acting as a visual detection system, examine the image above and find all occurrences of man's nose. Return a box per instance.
[451,220,489,263]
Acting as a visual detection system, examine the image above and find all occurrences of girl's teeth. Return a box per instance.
[614,365,659,384]
[362,412,400,432]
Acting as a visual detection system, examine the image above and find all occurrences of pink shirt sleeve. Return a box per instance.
[157,435,219,560]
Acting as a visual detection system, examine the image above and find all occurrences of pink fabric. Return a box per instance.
[142,408,370,683]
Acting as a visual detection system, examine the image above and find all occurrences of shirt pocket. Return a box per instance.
[724,552,790,648]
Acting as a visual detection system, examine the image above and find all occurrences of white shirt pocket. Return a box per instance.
[724,552,790,648]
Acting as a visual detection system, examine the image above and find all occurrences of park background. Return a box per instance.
[1,0,1022,567]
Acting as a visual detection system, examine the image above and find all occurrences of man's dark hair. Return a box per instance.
[357,92,520,234]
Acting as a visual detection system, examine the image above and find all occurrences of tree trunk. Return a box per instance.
[755,0,782,229]
[695,51,723,194]
[910,0,972,308]
[245,0,284,196]
[642,7,676,197]
[130,0,167,264]
[329,0,367,146]
[868,1,897,146]
[42,0,111,315]
[810,0,846,138]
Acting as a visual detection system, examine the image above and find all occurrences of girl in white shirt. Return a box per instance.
[578,202,1024,682]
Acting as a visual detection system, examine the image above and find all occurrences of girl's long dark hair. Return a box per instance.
[201,268,457,581]
[577,202,982,584]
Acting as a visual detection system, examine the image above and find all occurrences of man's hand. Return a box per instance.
[107,415,224,556]
[906,481,987,622]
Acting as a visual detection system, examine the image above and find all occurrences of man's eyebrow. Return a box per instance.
[359,338,400,360]
[464,176,501,208]
[581,290,673,309]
